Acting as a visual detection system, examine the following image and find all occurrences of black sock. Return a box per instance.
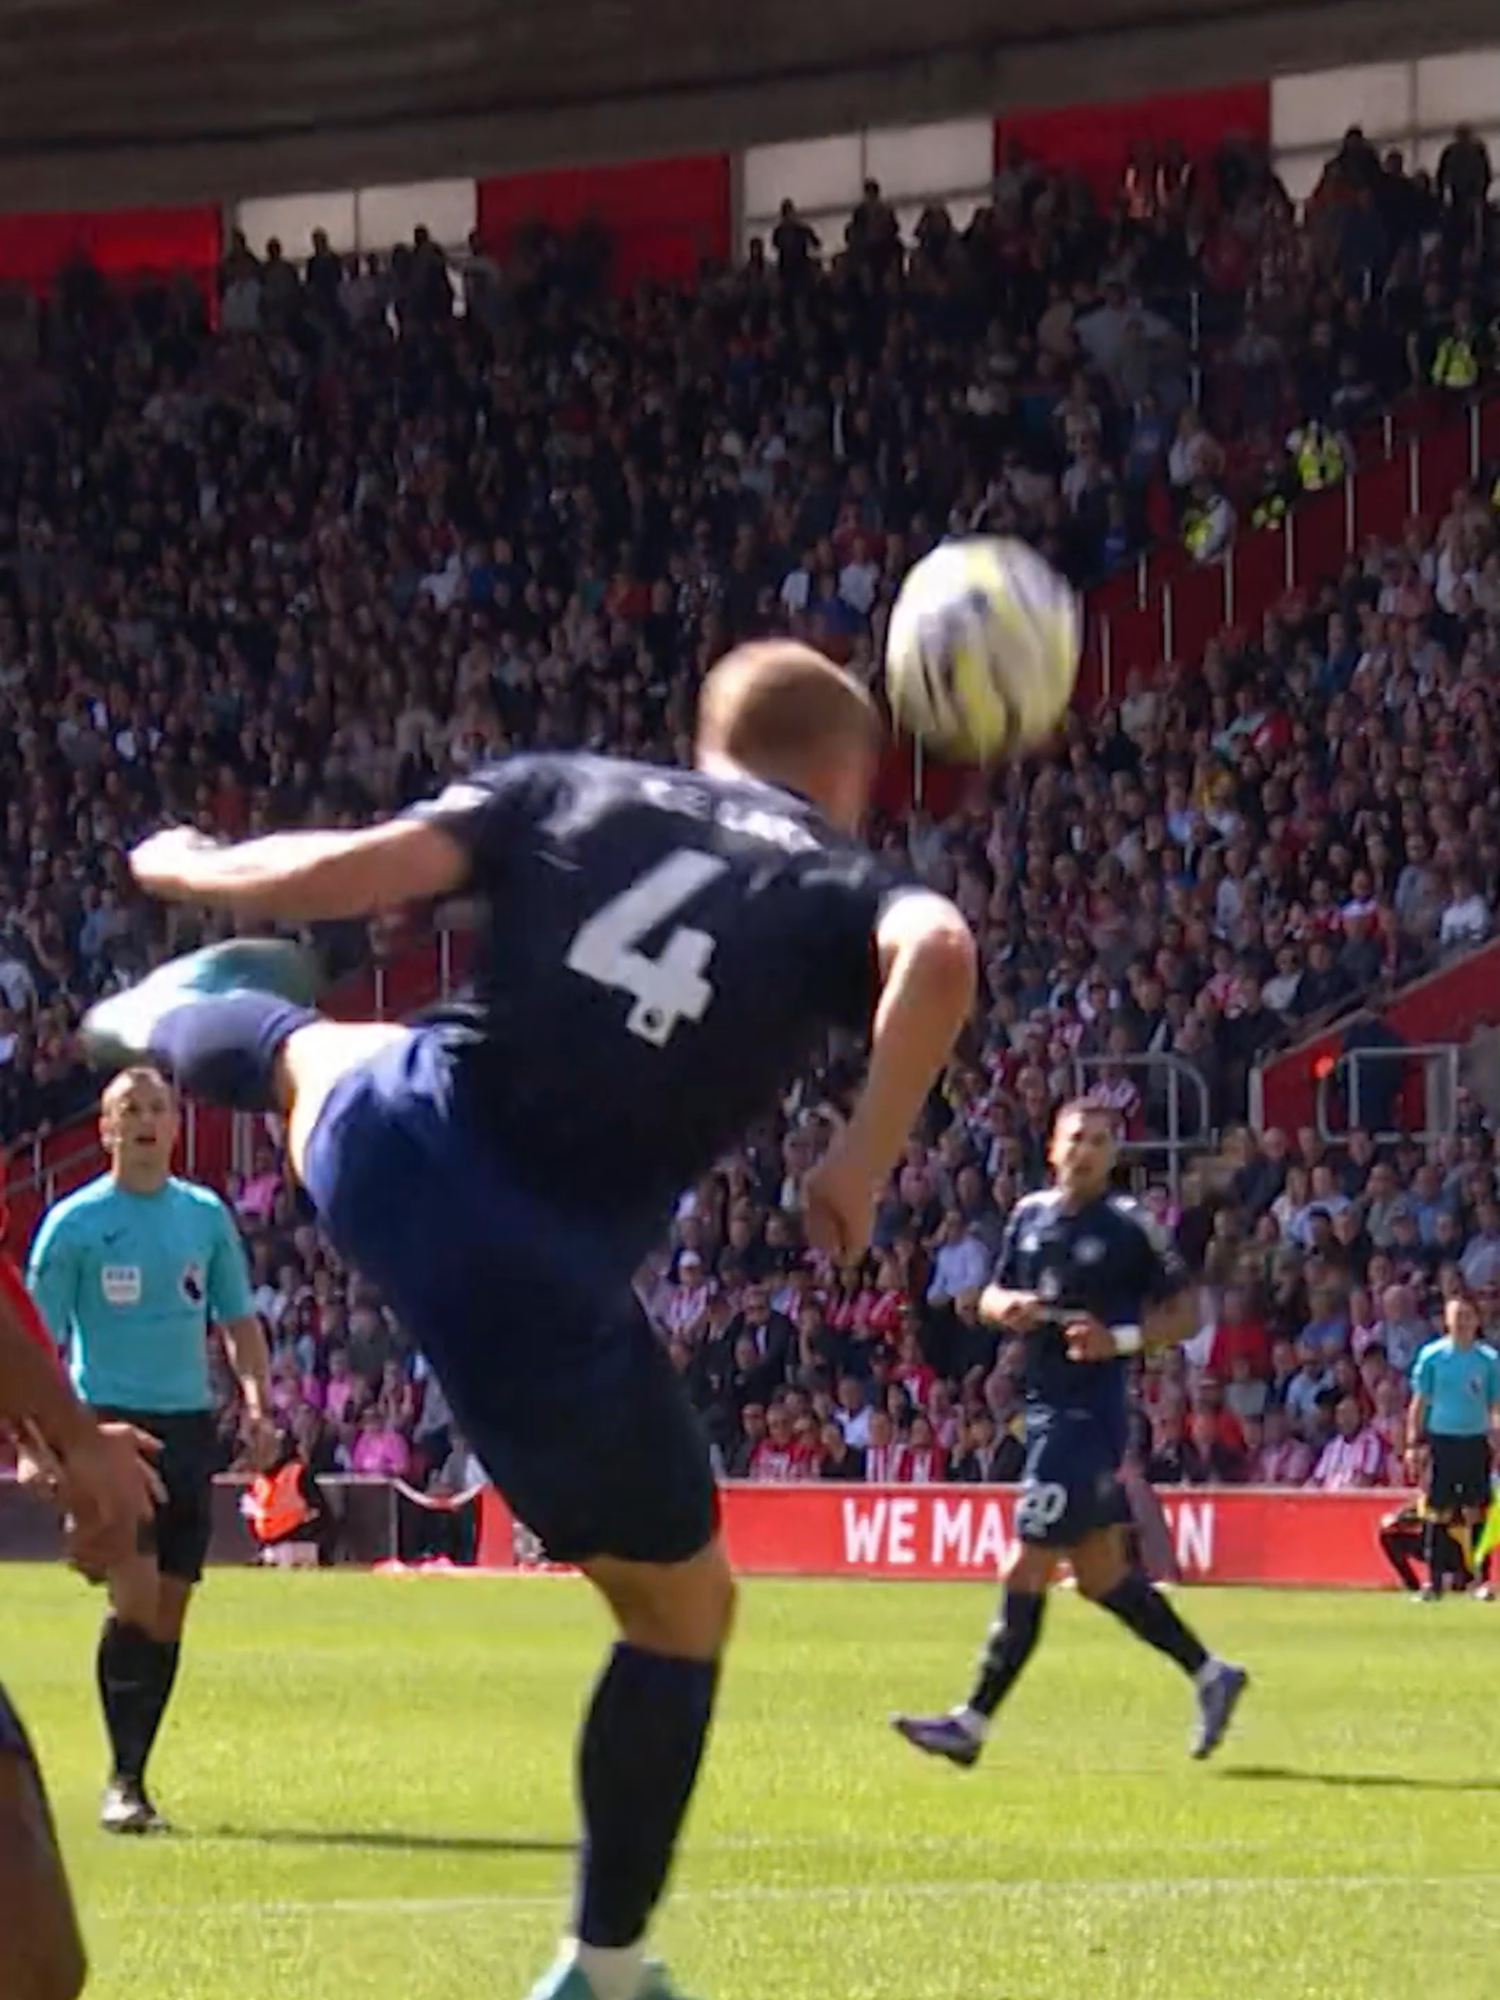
[149,994,318,1111]
[97,1620,170,1784]
[1098,1571,1210,1677]
[134,1639,181,1783]
[967,1588,1045,1719]
[574,1644,719,1950]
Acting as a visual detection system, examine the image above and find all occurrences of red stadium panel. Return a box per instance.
[1480,393,1500,464]
[477,156,731,288]
[1416,415,1470,519]
[995,83,1270,202]
[1353,451,1408,549]
[1230,523,1286,625]
[0,204,220,290]
[1165,560,1227,670]
[1289,487,1346,595]
[1090,568,1140,619]
[1101,598,1165,685]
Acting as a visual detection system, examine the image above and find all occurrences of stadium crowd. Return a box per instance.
[1,120,1499,1496]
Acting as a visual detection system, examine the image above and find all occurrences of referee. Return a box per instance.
[26,1065,271,1833]
[1407,1294,1500,1604]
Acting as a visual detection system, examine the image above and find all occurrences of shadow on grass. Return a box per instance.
[1225,1762,1500,1795]
[199,1824,576,1856]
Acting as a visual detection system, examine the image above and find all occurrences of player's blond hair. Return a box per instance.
[696,642,881,773]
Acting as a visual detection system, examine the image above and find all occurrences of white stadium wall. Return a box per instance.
[1271,45,1500,202]
[739,118,994,260]
[235,179,480,259]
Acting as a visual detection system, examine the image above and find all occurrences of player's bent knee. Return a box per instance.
[587,1540,736,1661]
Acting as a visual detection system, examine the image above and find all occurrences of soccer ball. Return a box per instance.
[884,536,1081,762]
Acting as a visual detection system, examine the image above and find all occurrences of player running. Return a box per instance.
[892,1100,1248,1769]
[80,641,977,2000]
[0,1202,162,2000]
[26,1068,272,1833]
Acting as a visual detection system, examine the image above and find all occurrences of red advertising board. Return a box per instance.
[479,1482,1404,1589]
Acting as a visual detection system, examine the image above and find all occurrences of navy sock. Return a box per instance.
[1098,1571,1209,1676]
[150,994,318,1112]
[574,1644,719,1950]
[967,1587,1045,1718]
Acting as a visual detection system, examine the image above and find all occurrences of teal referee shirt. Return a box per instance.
[1411,1334,1500,1437]
[26,1173,254,1414]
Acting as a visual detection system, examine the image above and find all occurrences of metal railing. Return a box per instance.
[1314,1042,1462,1145]
[1067,1052,1213,1203]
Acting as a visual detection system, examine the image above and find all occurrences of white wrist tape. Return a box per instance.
[1111,1323,1144,1356]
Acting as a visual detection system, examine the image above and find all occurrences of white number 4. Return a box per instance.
[566,850,729,1047]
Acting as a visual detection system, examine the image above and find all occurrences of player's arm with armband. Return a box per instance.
[1059,1215,1196,1363]
[803,890,977,1260]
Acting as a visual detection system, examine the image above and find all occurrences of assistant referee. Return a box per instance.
[26,1064,271,1833]
[1407,1294,1500,1604]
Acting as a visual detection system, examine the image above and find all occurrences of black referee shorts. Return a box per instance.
[92,1409,219,1583]
[1427,1433,1492,1517]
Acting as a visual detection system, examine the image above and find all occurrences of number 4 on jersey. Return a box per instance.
[566,850,729,1047]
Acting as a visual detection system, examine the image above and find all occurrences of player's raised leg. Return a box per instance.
[1070,1526,1247,1759]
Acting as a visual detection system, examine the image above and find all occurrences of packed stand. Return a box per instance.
[0,128,1495,1493]
[0,123,1490,1159]
[639,1105,1500,1499]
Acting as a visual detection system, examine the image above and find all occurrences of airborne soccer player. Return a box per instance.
[892,1101,1248,1768]
[81,641,977,2000]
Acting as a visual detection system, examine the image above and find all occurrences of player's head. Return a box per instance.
[694,641,882,832]
[1048,1099,1117,1203]
[1445,1292,1480,1345]
[100,1065,179,1192]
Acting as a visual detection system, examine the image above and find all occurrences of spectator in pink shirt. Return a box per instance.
[323,1349,359,1426]
[349,1407,412,1479]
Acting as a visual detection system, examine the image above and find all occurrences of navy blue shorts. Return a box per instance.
[1016,1411,1131,1549]
[301,1029,716,1568]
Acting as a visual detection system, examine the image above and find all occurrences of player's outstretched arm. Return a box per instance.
[805,892,976,1258]
[128,819,469,921]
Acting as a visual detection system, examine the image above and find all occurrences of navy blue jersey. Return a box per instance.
[409,753,902,1239]
[995,1188,1189,1456]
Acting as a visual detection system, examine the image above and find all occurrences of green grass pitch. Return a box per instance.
[5,1566,1500,1999]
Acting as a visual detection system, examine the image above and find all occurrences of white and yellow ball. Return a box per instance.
[884,536,1081,762]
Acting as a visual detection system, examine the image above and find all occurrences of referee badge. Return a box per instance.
[180,1260,206,1306]
[101,1265,142,1306]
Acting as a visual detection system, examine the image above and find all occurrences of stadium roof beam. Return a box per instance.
[0,0,1496,210]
